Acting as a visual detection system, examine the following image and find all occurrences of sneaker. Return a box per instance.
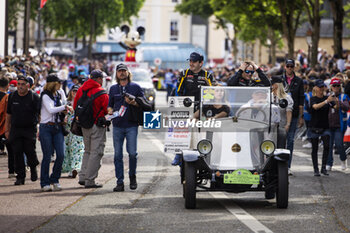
[52,183,62,191]
[171,154,181,166]
[85,183,103,189]
[302,142,312,149]
[314,171,321,176]
[341,160,347,170]
[321,169,329,176]
[301,136,308,142]
[130,175,137,190]
[41,185,52,192]
[72,170,78,178]
[288,169,293,176]
[113,183,125,192]
[8,173,16,178]
[326,165,332,171]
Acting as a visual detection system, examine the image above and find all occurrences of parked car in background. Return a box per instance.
[130,68,156,110]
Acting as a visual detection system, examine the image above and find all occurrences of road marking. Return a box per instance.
[210,192,273,233]
[144,132,273,233]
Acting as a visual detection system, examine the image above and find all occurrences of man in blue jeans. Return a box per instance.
[281,59,304,175]
[108,63,144,192]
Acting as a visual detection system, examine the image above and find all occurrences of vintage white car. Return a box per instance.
[180,86,290,209]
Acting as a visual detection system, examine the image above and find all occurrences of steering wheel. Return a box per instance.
[235,107,267,121]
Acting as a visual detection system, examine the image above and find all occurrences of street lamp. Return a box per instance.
[306,29,312,65]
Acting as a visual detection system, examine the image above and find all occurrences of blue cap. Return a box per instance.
[187,52,203,62]
[314,79,325,88]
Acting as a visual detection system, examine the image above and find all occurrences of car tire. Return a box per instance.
[184,162,196,209]
[276,161,288,208]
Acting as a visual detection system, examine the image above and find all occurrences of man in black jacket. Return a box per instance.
[227,61,270,87]
[282,59,304,175]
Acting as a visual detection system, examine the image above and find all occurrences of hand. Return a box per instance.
[239,62,248,71]
[250,61,258,70]
[107,107,113,115]
[125,97,137,106]
[5,131,9,139]
[285,124,290,132]
[66,105,73,113]
[298,117,304,128]
[327,95,336,103]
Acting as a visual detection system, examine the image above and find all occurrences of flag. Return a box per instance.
[40,0,47,9]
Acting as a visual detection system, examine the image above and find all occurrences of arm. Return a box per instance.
[42,95,66,114]
[285,110,292,132]
[5,114,11,139]
[312,95,336,110]
[214,111,228,119]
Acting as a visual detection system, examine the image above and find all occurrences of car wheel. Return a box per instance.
[184,162,196,209]
[276,161,288,208]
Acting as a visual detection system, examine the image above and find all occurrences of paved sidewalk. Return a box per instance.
[0,132,116,233]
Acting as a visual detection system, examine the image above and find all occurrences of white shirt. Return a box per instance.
[40,94,66,124]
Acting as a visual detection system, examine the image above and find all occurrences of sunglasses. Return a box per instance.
[332,84,341,87]
[286,65,294,68]
[245,70,255,74]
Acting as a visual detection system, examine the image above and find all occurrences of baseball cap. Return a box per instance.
[27,76,34,86]
[314,79,326,88]
[47,74,61,83]
[116,63,128,71]
[90,69,104,79]
[71,84,79,92]
[271,76,283,85]
[330,78,341,85]
[187,52,203,62]
[17,76,29,83]
[285,59,295,66]
[9,80,18,87]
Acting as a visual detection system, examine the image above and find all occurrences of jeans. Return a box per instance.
[39,124,65,187]
[286,117,298,168]
[311,136,330,172]
[113,126,138,185]
[327,128,347,166]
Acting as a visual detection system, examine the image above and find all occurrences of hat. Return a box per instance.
[9,80,18,87]
[116,63,128,71]
[17,76,28,83]
[271,76,283,85]
[187,52,203,62]
[285,59,295,66]
[27,76,34,86]
[330,78,341,85]
[71,84,79,92]
[314,79,326,88]
[47,74,61,83]
[68,64,75,69]
[90,69,104,79]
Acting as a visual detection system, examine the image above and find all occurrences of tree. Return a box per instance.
[329,0,344,57]
[302,0,322,68]
[276,0,304,59]
[41,0,144,58]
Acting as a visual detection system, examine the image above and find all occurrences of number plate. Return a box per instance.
[223,169,260,185]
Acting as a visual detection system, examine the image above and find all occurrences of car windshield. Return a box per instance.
[201,86,271,123]
[131,69,151,82]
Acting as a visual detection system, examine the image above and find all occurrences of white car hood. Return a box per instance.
[134,81,153,89]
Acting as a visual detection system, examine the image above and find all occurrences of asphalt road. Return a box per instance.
[2,91,350,233]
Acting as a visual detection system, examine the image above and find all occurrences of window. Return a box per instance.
[170,20,178,41]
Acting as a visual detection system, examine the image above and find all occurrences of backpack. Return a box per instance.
[75,89,106,129]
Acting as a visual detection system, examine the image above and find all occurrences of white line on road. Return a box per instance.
[210,192,273,233]
[143,131,273,233]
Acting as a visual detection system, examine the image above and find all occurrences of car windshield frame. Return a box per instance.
[200,86,272,124]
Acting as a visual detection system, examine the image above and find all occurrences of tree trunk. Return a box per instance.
[330,0,343,56]
[23,0,31,55]
[232,26,238,62]
[88,5,95,59]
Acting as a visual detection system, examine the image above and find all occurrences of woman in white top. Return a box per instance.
[271,76,294,148]
[39,74,71,192]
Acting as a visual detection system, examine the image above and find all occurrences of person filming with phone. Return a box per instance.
[227,61,270,87]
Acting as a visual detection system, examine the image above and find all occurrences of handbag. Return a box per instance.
[129,96,153,126]
[311,128,325,134]
[70,117,83,136]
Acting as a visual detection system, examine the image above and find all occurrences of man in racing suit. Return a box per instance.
[172,52,216,165]
[227,61,270,87]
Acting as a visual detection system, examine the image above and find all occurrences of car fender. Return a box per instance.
[273,149,290,162]
[182,150,200,162]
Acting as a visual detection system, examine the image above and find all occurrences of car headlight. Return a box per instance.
[260,140,275,155]
[197,139,213,155]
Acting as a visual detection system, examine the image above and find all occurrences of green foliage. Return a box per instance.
[175,0,213,18]
[8,0,39,29]
[345,2,350,31]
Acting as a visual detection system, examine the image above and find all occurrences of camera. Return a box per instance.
[123,93,135,101]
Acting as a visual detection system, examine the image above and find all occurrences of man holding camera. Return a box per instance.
[73,69,109,188]
[108,63,144,192]
[227,61,270,87]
